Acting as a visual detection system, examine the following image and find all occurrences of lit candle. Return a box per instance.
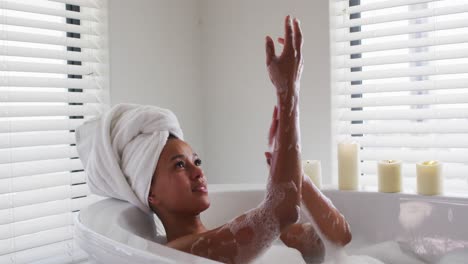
[303,160,322,189]
[417,161,443,195]
[338,142,360,190]
[378,160,402,193]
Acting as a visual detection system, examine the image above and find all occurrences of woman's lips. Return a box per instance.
[192,186,208,193]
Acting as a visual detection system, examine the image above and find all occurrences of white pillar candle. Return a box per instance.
[417,161,443,195]
[378,160,402,193]
[303,160,322,189]
[338,142,360,190]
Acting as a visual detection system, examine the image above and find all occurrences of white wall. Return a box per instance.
[200,0,332,184]
[108,0,205,157]
[109,0,331,184]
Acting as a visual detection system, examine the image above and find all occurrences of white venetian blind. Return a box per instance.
[330,0,468,194]
[0,0,109,263]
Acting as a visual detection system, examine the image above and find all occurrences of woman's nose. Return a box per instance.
[190,164,203,180]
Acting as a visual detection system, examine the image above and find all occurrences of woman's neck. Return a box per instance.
[162,213,207,242]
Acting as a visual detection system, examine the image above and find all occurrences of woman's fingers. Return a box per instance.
[283,15,294,57]
[279,17,302,65]
[293,18,303,63]
[265,36,276,66]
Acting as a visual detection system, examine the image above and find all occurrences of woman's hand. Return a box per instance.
[265,15,303,99]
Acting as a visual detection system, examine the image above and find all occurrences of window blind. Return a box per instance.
[330,0,468,194]
[0,0,109,263]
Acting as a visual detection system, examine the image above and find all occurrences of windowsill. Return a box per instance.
[207,183,468,201]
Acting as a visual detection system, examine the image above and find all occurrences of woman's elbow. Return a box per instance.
[278,205,300,231]
[340,229,352,246]
[335,224,352,247]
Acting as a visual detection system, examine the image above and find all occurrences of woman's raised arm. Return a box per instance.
[166,16,305,263]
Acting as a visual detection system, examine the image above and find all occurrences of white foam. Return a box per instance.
[207,181,301,263]
[299,190,384,264]
[253,244,306,264]
[349,240,426,264]
[323,249,384,264]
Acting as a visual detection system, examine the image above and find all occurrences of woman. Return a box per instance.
[146,16,351,263]
[76,16,351,264]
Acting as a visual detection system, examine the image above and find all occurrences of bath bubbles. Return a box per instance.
[437,248,468,264]
[354,240,429,264]
[321,249,384,264]
[215,180,301,263]
[253,245,306,264]
[323,255,384,264]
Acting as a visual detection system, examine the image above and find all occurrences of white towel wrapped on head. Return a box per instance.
[75,103,184,214]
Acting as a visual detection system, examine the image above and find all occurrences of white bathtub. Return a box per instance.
[75,184,468,263]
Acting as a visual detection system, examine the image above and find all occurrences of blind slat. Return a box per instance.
[361,148,468,163]
[338,93,468,108]
[335,0,435,15]
[0,76,100,90]
[336,49,468,68]
[336,19,468,42]
[0,131,76,149]
[0,239,87,264]
[0,145,78,164]
[1,1,99,22]
[0,16,99,36]
[0,213,73,240]
[0,240,86,264]
[0,31,100,49]
[339,121,468,134]
[337,4,468,28]
[339,108,468,121]
[0,171,85,194]
[0,104,102,118]
[0,196,92,225]
[338,78,468,95]
[0,118,89,133]
[0,184,89,210]
[0,158,83,179]
[0,91,100,104]
[353,134,468,148]
[337,34,468,55]
[0,61,97,76]
[0,90,100,104]
[0,46,101,63]
[0,226,73,255]
[338,63,468,82]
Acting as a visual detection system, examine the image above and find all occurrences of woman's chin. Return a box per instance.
[197,196,211,212]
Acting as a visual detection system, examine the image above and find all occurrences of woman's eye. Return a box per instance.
[195,159,202,166]
[175,161,185,169]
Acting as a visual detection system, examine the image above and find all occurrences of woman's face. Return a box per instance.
[148,138,210,216]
